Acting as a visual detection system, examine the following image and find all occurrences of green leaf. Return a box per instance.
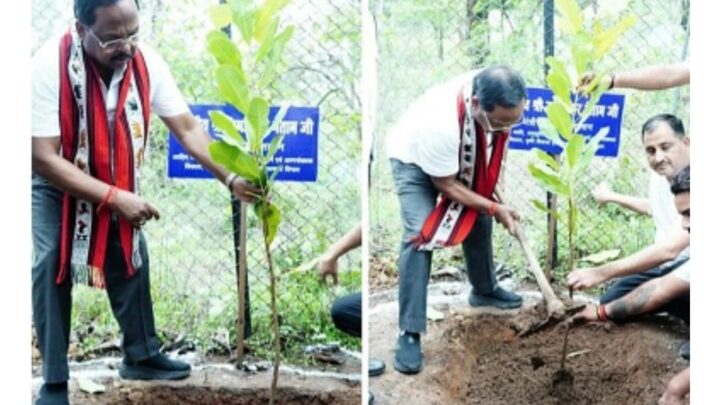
[537,118,565,146]
[255,17,279,63]
[529,163,570,196]
[531,198,549,213]
[215,65,249,114]
[258,47,283,88]
[253,202,282,245]
[571,31,594,77]
[574,126,610,175]
[206,31,242,67]
[546,102,573,140]
[254,0,291,41]
[247,97,270,154]
[556,0,583,34]
[547,71,572,107]
[272,25,295,59]
[232,10,256,45]
[209,4,232,29]
[209,110,244,149]
[208,140,261,183]
[566,133,585,168]
[593,15,636,59]
[535,149,560,171]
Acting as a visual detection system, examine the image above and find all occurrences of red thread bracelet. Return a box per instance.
[96,186,117,213]
[597,304,609,322]
[487,202,498,216]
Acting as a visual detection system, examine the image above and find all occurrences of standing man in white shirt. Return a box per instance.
[386,65,526,374]
[31,1,259,404]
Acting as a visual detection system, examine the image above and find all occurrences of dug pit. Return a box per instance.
[370,291,688,405]
[432,313,687,404]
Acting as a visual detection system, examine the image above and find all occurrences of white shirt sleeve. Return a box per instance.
[140,45,190,118]
[32,41,61,137]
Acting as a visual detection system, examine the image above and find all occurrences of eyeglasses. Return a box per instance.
[481,109,524,133]
[86,27,140,50]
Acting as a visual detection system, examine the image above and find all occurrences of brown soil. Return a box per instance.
[435,314,688,405]
[370,255,398,290]
[55,365,359,405]
[73,385,358,405]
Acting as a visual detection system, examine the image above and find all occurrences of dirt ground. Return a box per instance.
[369,281,689,405]
[33,365,359,405]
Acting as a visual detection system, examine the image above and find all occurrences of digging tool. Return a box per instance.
[494,191,566,319]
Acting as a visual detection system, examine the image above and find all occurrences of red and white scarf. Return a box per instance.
[411,82,508,251]
[57,28,151,288]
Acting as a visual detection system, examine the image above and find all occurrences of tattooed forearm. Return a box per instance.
[608,282,659,320]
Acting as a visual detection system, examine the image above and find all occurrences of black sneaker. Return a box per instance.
[394,331,423,375]
[680,340,690,361]
[35,382,69,405]
[119,353,191,380]
[468,286,522,309]
[369,358,386,377]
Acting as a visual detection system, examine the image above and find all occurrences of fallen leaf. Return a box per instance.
[579,249,621,264]
[77,378,105,394]
[427,307,445,321]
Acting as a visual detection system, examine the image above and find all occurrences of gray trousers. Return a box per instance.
[32,174,160,383]
[391,159,498,333]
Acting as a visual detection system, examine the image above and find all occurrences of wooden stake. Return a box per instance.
[236,201,248,368]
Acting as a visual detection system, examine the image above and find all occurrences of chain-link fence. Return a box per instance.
[370,0,689,283]
[32,0,361,362]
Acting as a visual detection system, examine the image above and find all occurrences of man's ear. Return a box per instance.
[471,95,479,108]
[682,136,690,146]
[75,21,86,39]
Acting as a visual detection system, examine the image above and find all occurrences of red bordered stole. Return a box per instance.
[57,28,151,288]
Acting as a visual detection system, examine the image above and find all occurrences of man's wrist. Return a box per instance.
[224,173,239,191]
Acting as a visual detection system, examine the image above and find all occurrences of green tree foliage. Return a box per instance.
[528,0,635,275]
[206,1,295,402]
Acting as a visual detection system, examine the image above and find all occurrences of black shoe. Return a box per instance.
[394,331,423,375]
[35,382,69,405]
[119,353,191,380]
[468,287,522,309]
[369,358,386,377]
[680,341,690,360]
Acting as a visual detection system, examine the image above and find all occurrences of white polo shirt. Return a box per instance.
[385,70,481,177]
[649,172,682,243]
[32,35,189,139]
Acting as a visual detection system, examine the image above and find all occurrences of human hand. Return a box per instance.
[112,189,161,229]
[592,182,613,206]
[570,304,599,327]
[230,176,262,203]
[318,255,339,286]
[576,72,612,96]
[494,204,521,236]
[566,267,606,291]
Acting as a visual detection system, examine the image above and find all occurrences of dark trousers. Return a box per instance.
[32,174,160,383]
[391,159,498,333]
[600,253,690,325]
[331,292,361,338]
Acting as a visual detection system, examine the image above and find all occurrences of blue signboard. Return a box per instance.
[168,105,319,182]
[509,86,625,157]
